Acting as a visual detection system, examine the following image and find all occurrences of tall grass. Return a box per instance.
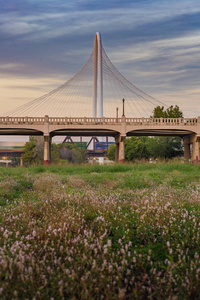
[0,162,200,299]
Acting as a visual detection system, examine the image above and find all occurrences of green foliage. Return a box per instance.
[1,163,200,299]
[125,136,150,161]
[22,137,37,166]
[147,136,183,159]
[22,136,47,166]
[148,105,184,159]
[151,105,183,118]
[34,136,44,162]
[72,147,86,163]
[108,105,184,162]
[123,135,183,162]
[107,144,116,160]
[51,143,60,163]
[22,138,87,166]
[56,142,87,164]
[11,157,20,166]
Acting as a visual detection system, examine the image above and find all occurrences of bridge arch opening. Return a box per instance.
[126,129,197,137]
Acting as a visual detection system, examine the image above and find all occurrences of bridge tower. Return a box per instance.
[93,32,103,118]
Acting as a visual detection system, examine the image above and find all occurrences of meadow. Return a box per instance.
[0,162,200,299]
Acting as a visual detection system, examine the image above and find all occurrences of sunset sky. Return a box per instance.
[0,0,200,118]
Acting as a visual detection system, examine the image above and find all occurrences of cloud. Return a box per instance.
[0,75,64,114]
[0,0,200,117]
[109,31,200,90]
[0,63,25,71]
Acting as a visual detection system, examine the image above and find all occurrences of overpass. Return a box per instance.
[0,115,199,164]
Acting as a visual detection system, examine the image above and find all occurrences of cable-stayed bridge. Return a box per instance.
[4,33,164,118]
[0,33,199,164]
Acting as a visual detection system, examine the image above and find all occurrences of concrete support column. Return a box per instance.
[20,157,23,167]
[183,137,190,162]
[115,141,119,163]
[115,134,126,163]
[44,135,51,165]
[184,134,200,164]
[119,136,125,163]
[191,140,200,164]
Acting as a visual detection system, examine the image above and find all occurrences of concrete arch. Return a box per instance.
[126,128,197,137]
[50,128,120,137]
[0,128,44,136]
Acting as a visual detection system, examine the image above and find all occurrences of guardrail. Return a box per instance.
[126,118,197,125]
[0,117,45,124]
[48,117,122,125]
[0,116,198,126]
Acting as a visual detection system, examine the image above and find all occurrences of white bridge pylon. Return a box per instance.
[93,32,103,118]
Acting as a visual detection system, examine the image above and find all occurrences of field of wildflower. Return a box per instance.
[0,162,200,299]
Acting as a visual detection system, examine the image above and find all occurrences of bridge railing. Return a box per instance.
[0,116,198,126]
[0,117,45,124]
[48,117,121,125]
[0,116,121,125]
[126,118,197,125]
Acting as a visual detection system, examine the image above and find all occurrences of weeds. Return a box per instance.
[0,162,200,299]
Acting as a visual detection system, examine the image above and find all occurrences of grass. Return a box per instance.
[0,162,200,299]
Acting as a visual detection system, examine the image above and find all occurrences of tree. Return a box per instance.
[149,105,184,159]
[151,105,183,118]
[107,144,116,161]
[146,136,183,159]
[11,157,20,167]
[125,137,150,161]
[51,143,60,163]
[34,136,44,162]
[114,105,184,162]
[23,137,61,165]
[165,105,183,118]
[57,143,87,164]
[22,137,37,166]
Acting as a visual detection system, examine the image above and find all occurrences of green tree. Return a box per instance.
[146,136,183,159]
[149,105,184,159]
[11,157,20,167]
[165,105,183,118]
[23,137,61,165]
[108,137,151,162]
[125,136,150,161]
[107,144,116,161]
[51,143,60,163]
[34,136,44,162]
[57,143,87,164]
[22,137,37,166]
[151,105,183,118]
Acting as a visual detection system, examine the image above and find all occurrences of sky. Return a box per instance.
[0,0,200,119]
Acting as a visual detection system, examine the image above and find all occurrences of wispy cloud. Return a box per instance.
[0,0,200,116]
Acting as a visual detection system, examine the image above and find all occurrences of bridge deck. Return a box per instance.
[0,116,198,138]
